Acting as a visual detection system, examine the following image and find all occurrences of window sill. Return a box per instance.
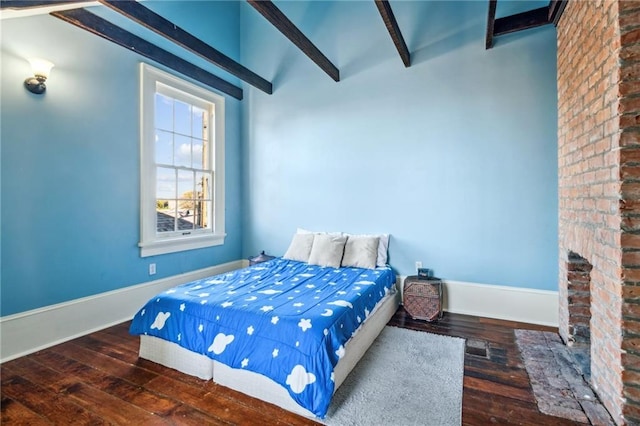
[139,233,226,257]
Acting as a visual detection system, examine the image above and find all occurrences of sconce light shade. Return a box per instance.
[24,58,54,95]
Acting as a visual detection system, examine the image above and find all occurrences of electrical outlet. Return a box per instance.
[149,263,156,275]
[415,261,422,270]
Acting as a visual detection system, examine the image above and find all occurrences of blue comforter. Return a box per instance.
[129,258,396,417]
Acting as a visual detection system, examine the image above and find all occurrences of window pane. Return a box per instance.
[156,167,176,199]
[194,200,211,229]
[174,135,191,168]
[174,100,191,136]
[192,138,204,169]
[192,106,205,137]
[177,218,194,230]
[195,171,211,200]
[177,169,194,200]
[155,93,173,131]
[155,130,173,165]
[156,199,175,233]
[156,166,177,233]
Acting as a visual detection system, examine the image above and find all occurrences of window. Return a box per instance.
[139,63,225,257]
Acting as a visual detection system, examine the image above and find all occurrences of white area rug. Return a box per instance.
[323,326,465,426]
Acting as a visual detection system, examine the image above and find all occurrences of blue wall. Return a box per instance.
[240,1,559,290]
[0,1,559,317]
[0,1,243,316]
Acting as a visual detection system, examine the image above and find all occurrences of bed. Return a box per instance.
[130,233,398,418]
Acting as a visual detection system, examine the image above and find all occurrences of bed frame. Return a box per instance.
[138,289,401,418]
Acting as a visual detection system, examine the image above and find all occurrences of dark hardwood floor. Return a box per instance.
[1,308,588,425]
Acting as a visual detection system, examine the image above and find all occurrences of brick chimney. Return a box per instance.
[557,1,640,424]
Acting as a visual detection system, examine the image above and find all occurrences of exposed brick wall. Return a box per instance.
[558,1,640,424]
[619,2,640,423]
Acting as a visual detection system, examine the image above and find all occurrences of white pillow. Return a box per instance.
[344,233,390,266]
[297,227,342,237]
[297,227,316,234]
[341,235,379,269]
[376,234,390,266]
[307,234,347,268]
[283,233,315,262]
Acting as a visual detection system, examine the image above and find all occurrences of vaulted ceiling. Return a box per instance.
[1,0,566,100]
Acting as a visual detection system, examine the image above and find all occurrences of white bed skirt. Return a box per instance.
[138,290,401,418]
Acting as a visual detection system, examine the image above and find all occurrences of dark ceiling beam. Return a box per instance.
[493,6,550,37]
[548,0,568,26]
[98,0,272,94]
[51,8,243,100]
[374,0,410,67]
[247,0,339,82]
[0,0,92,9]
[485,0,497,49]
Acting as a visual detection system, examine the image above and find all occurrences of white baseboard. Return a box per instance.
[0,260,244,363]
[1,266,558,363]
[399,276,559,327]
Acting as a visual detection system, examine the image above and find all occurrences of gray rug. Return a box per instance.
[323,326,465,426]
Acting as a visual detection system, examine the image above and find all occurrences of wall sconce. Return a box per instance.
[24,58,54,95]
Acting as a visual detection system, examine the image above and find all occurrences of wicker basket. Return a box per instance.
[403,277,443,322]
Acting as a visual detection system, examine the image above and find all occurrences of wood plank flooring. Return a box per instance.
[1,308,590,425]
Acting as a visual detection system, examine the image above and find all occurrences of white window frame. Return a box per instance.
[139,63,225,257]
